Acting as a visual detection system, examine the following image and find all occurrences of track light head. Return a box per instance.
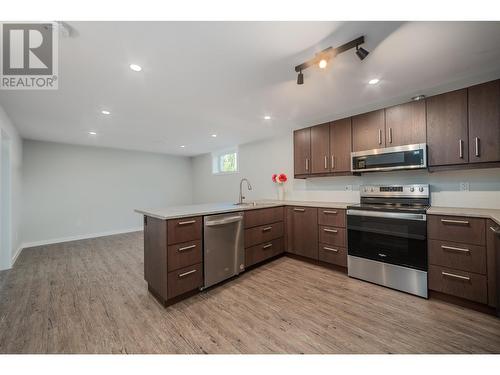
[297,70,304,85]
[356,45,369,60]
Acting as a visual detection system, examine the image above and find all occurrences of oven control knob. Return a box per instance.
[419,186,424,192]
[410,187,415,192]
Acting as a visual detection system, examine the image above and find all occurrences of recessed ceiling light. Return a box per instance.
[180,145,185,148]
[101,110,111,115]
[368,78,380,85]
[88,131,97,135]
[129,64,142,72]
[211,134,217,138]
[264,115,271,120]
[318,59,328,69]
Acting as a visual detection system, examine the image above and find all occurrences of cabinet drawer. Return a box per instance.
[167,216,202,245]
[318,208,345,228]
[167,240,202,272]
[319,226,346,246]
[318,244,347,267]
[428,265,487,304]
[245,221,283,248]
[244,207,284,229]
[245,238,283,267]
[428,239,486,274]
[167,263,203,299]
[428,215,485,245]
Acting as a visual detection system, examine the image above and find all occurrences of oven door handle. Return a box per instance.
[347,209,427,221]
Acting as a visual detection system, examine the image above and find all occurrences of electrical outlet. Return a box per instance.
[459,182,470,192]
[345,185,353,192]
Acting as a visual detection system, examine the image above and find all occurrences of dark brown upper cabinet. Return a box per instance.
[352,109,385,152]
[468,79,500,164]
[385,100,426,147]
[426,89,469,166]
[330,118,352,172]
[310,123,331,174]
[293,128,311,176]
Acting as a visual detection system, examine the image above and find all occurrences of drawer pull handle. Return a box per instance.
[323,210,338,215]
[441,245,469,253]
[262,226,272,232]
[178,220,196,225]
[323,228,338,233]
[490,226,500,234]
[323,246,338,253]
[178,269,197,278]
[440,219,469,225]
[442,271,470,281]
[178,244,196,252]
[294,208,305,212]
[262,243,273,249]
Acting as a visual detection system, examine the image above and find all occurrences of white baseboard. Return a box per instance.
[11,244,24,266]
[20,226,144,250]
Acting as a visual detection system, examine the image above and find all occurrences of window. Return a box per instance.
[212,147,238,174]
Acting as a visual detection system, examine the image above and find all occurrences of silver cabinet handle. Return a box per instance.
[323,210,338,215]
[441,245,470,253]
[324,155,328,169]
[475,137,480,157]
[378,129,382,145]
[293,208,305,212]
[178,269,197,278]
[441,219,469,225]
[389,127,393,144]
[323,228,338,233]
[378,253,387,257]
[178,220,196,225]
[459,139,463,159]
[262,226,272,232]
[262,243,273,249]
[323,246,338,253]
[305,158,309,171]
[331,155,335,170]
[178,244,196,252]
[490,226,500,234]
[442,271,470,281]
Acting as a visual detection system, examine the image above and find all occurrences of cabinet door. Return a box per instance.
[293,128,311,175]
[385,100,426,147]
[486,220,498,308]
[330,118,352,172]
[468,80,500,163]
[352,109,385,151]
[426,89,468,166]
[286,207,318,259]
[310,123,331,174]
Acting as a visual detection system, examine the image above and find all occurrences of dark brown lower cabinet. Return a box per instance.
[318,244,347,267]
[486,220,498,308]
[286,206,318,260]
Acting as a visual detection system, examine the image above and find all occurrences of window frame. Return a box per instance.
[211,147,239,175]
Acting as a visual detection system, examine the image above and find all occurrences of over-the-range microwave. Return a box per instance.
[351,143,427,173]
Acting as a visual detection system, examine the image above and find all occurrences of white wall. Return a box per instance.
[22,140,193,247]
[192,133,500,209]
[0,106,23,269]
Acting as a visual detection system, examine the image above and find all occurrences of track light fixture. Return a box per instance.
[294,36,368,85]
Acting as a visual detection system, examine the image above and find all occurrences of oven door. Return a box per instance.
[351,143,427,173]
[347,210,427,271]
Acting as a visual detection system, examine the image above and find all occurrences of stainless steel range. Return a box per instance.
[347,184,430,298]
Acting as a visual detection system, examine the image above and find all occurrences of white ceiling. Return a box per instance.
[2,21,500,156]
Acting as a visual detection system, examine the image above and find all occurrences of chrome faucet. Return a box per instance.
[239,178,252,204]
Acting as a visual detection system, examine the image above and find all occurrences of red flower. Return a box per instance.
[278,173,287,183]
[272,174,278,183]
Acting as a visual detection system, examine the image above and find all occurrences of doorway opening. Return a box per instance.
[0,129,12,271]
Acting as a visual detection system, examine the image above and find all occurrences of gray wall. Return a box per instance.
[22,140,193,246]
[192,133,500,209]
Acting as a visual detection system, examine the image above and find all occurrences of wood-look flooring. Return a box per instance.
[0,231,499,354]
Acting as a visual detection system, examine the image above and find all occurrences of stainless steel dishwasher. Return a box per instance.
[203,212,245,289]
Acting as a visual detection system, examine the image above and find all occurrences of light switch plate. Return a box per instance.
[459,182,470,192]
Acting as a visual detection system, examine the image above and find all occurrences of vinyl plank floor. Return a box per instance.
[0,231,499,354]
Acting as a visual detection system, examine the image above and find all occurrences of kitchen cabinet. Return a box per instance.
[330,118,352,173]
[352,109,385,152]
[311,123,331,174]
[286,206,318,260]
[385,100,426,147]
[293,128,311,176]
[468,80,500,164]
[426,89,468,166]
[486,220,498,308]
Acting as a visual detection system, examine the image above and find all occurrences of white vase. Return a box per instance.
[277,184,284,200]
